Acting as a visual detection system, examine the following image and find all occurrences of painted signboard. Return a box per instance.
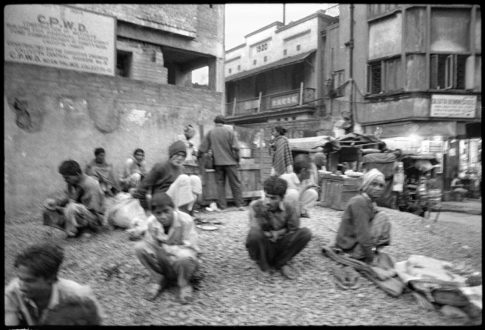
[430,94,477,118]
[271,93,299,108]
[4,4,115,75]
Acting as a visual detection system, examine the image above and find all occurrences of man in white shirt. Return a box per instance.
[279,154,319,218]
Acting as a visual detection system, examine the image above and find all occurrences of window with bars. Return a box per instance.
[367,57,402,94]
[368,61,382,94]
[430,54,468,90]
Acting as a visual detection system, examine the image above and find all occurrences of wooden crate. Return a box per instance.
[319,174,362,210]
[185,164,262,204]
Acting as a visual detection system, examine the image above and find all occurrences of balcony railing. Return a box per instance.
[226,84,316,117]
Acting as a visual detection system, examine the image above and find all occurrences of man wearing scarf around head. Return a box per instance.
[335,168,391,264]
[132,141,202,214]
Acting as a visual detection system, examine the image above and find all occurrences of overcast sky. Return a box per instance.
[224,3,338,50]
[193,3,338,84]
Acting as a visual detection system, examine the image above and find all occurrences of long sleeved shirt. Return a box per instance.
[85,159,118,190]
[248,199,300,235]
[63,174,105,221]
[144,211,200,260]
[120,157,147,182]
[4,278,103,326]
[199,124,239,166]
[336,193,377,263]
[133,161,183,198]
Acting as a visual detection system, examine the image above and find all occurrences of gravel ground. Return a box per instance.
[4,205,482,326]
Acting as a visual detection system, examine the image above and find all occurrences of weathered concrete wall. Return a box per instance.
[74,4,225,59]
[4,62,223,219]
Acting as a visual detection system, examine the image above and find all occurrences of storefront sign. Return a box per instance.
[4,4,115,75]
[271,93,299,108]
[430,95,476,118]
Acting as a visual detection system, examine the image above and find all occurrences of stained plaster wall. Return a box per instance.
[4,63,222,219]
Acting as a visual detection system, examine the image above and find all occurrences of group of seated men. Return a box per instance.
[23,128,392,325]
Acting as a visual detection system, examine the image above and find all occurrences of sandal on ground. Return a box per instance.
[331,265,360,290]
[280,265,298,280]
[144,283,163,302]
[178,285,194,304]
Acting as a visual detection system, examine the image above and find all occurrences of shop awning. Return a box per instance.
[288,135,332,153]
[226,50,316,82]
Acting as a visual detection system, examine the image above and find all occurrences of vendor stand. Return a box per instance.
[316,133,384,211]
[186,126,264,206]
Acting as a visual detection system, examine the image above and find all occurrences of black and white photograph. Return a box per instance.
[4,3,482,326]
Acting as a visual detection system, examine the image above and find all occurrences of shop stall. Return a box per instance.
[316,133,384,210]
[186,126,264,206]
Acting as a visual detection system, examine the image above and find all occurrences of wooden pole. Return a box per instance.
[232,97,237,116]
[299,81,304,105]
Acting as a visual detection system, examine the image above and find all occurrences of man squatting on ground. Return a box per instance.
[335,168,391,264]
[43,160,105,238]
[134,192,200,303]
[4,243,102,326]
[132,140,202,217]
[246,176,312,280]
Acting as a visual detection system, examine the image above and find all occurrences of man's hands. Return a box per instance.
[263,230,280,242]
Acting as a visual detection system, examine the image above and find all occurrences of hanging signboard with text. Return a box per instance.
[430,94,476,118]
[4,4,115,76]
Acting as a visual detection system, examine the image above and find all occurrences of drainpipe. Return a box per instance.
[348,4,354,133]
[283,4,286,25]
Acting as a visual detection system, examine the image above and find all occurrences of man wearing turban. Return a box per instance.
[334,168,391,264]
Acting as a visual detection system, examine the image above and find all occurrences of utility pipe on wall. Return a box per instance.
[348,4,354,132]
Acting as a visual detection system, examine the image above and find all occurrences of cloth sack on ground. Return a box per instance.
[106,193,148,238]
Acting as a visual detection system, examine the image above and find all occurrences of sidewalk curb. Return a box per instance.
[438,208,481,216]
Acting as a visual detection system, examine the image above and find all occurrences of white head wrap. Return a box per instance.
[361,168,385,191]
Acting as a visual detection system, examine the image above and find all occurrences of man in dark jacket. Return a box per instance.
[198,115,244,210]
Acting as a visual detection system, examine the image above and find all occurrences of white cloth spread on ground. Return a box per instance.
[395,255,482,310]
[395,255,467,285]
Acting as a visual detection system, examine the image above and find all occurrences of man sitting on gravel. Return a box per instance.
[43,160,105,238]
[246,176,312,280]
[280,154,319,218]
[4,243,103,326]
[132,140,202,218]
[134,192,200,303]
[85,147,119,196]
[335,168,391,264]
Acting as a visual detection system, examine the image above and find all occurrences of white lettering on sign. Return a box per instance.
[4,4,115,75]
[271,93,299,108]
[430,94,476,118]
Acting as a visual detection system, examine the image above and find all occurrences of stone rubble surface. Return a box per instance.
[4,206,481,326]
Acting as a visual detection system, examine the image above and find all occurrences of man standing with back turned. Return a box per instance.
[199,115,244,211]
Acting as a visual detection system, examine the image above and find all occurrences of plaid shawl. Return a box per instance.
[272,136,293,176]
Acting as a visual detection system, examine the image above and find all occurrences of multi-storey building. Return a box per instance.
[4,4,225,217]
[224,11,338,138]
[332,4,481,190]
[225,4,481,191]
